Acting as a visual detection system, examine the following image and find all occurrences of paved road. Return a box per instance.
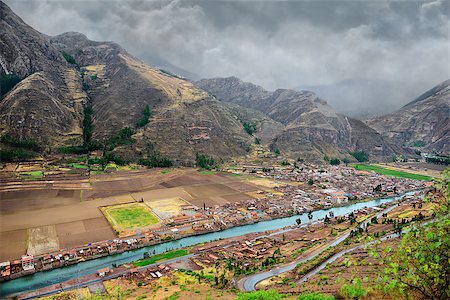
[237,204,400,291]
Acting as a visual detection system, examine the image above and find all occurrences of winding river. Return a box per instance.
[0,191,416,297]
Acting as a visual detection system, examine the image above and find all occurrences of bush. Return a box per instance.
[138,152,173,168]
[350,151,369,162]
[107,127,135,149]
[0,74,21,97]
[196,153,216,170]
[236,290,283,300]
[136,105,152,128]
[340,278,366,300]
[0,149,36,162]
[1,134,40,151]
[243,122,257,135]
[298,292,335,300]
[59,146,89,154]
[329,158,340,165]
[61,51,77,65]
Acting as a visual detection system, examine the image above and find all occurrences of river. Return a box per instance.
[0,191,416,297]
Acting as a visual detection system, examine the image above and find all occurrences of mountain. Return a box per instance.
[0,1,252,162]
[296,78,413,118]
[197,77,401,161]
[366,79,450,155]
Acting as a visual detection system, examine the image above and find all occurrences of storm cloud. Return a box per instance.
[5,0,450,116]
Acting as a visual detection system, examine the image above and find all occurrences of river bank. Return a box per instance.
[0,191,420,297]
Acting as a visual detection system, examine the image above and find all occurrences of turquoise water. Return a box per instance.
[0,192,414,296]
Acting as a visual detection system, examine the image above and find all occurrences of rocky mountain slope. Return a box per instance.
[0,1,251,161]
[366,79,450,155]
[197,77,402,161]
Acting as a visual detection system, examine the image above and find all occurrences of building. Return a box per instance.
[21,255,34,271]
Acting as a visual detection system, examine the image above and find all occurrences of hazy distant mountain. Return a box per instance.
[0,1,252,161]
[296,78,417,118]
[366,79,450,155]
[197,77,402,161]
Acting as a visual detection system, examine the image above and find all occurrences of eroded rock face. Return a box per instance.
[0,2,253,161]
[367,80,450,155]
[197,77,401,161]
[0,1,66,77]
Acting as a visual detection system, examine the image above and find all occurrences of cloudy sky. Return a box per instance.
[6,0,450,116]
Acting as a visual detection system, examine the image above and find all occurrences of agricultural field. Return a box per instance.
[352,164,432,181]
[0,168,267,261]
[134,249,188,267]
[102,203,160,235]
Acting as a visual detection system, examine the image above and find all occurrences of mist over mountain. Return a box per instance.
[296,78,418,118]
[5,0,449,117]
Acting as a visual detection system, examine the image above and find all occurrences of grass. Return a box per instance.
[352,164,432,181]
[160,170,171,174]
[19,171,44,179]
[105,204,159,230]
[199,170,216,175]
[134,249,188,267]
[68,163,89,169]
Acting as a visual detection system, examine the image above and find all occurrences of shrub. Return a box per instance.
[0,149,36,162]
[107,127,135,149]
[61,51,77,65]
[0,74,21,97]
[351,151,369,162]
[196,153,216,170]
[298,292,335,300]
[329,158,340,165]
[243,122,257,135]
[340,278,367,300]
[236,290,282,300]
[1,134,40,151]
[138,152,173,168]
[136,105,152,128]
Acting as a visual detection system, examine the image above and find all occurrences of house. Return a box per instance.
[97,267,110,277]
[0,261,10,277]
[21,255,34,271]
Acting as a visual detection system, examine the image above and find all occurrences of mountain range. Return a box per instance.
[0,1,448,164]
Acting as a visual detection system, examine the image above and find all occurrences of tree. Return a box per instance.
[376,169,450,299]
[308,178,314,185]
[330,158,341,165]
[136,104,151,128]
[0,74,21,97]
[196,153,216,170]
[351,151,369,162]
[340,278,367,299]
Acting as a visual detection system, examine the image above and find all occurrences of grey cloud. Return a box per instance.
[5,0,450,116]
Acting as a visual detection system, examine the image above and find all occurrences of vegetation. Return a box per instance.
[352,164,431,181]
[254,137,260,144]
[412,140,426,147]
[61,51,77,65]
[134,249,188,267]
[373,169,449,299]
[0,149,36,162]
[425,155,449,165]
[58,146,89,155]
[236,290,283,300]
[106,204,159,230]
[329,158,340,165]
[1,134,40,151]
[136,104,152,128]
[196,153,216,170]
[138,151,173,168]
[274,148,281,156]
[107,127,135,150]
[350,151,369,162]
[243,122,257,135]
[82,105,93,147]
[298,292,335,300]
[0,74,21,97]
[19,171,44,179]
[340,278,367,299]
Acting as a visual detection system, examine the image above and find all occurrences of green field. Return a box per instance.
[134,249,188,267]
[68,163,89,169]
[104,204,159,230]
[352,164,432,181]
[19,171,44,179]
